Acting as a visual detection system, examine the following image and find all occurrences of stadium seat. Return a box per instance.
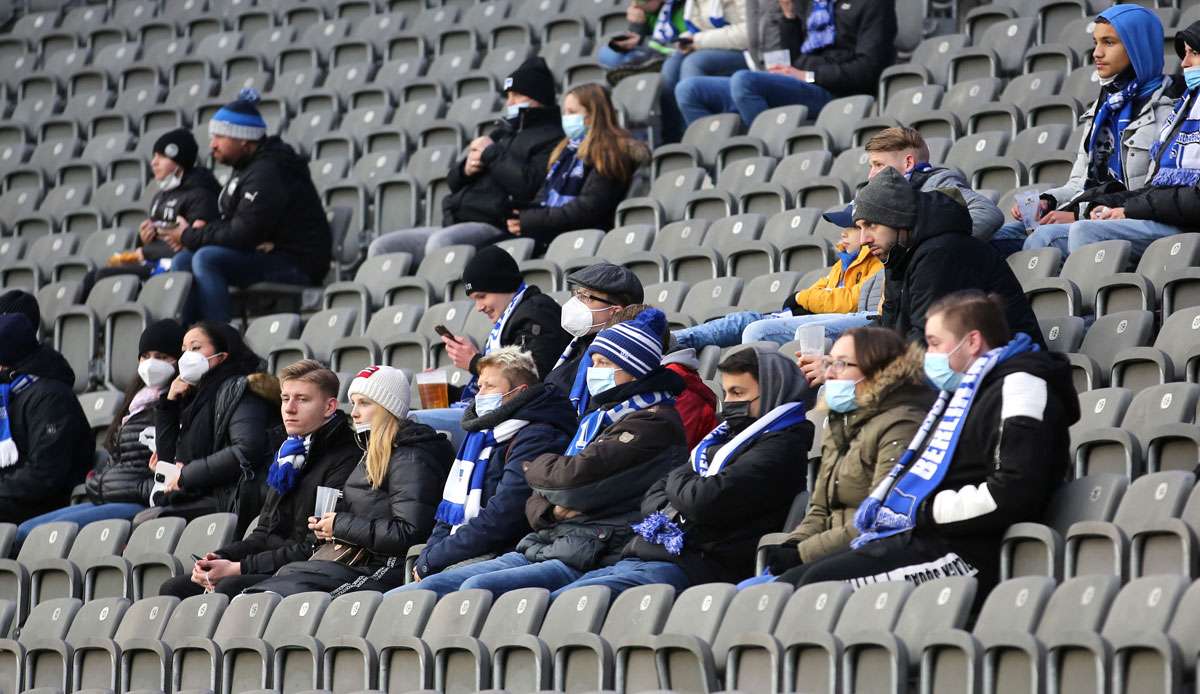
[518,229,606,291]
[0,597,82,693]
[621,219,709,287]
[29,519,130,608]
[433,587,549,691]
[0,521,78,626]
[1064,309,1155,391]
[382,300,473,374]
[24,596,130,691]
[315,589,437,692]
[172,592,280,693]
[616,167,707,229]
[1110,306,1200,391]
[652,114,744,178]
[1128,481,1200,579]
[553,583,673,691]
[131,513,237,599]
[323,252,416,333]
[267,307,358,373]
[1096,233,1200,315]
[669,213,766,284]
[1073,383,1200,478]
[1025,240,1134,319]
[222,591,331,691]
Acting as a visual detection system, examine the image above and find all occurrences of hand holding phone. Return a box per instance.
[434,324,456,340]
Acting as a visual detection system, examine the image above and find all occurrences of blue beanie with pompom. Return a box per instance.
[590,307,667,378]
[209,87,267,141]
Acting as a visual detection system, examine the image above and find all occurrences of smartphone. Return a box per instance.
[608,32,637,52]
[434,324,456,340]
[675,36,693,48]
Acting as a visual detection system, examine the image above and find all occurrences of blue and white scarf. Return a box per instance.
[1150,90,1200,187]
[651,0,682,45]
[459,283,529,402]
[543,142,588,209]
[0,374,36,469]
[851,333,1036,548]
[435,417,529,529]
[800,0,836,54]
[1089,78,1145,183]
[685,0,727,33]
[267,434,310,495]
[632,402,808,555]
[565,389,673,456]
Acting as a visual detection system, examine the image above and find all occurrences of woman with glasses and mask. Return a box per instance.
[759,326,934,578]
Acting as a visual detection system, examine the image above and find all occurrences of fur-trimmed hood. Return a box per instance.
[246,371,282,406]
[855,343,932,413]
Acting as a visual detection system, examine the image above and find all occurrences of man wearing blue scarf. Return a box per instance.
[549,346,812,597]
[777,291,1078,595]
[1061,21,1200,257]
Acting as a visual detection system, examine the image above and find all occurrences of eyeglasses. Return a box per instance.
[574,288,616,306]
[821,357,860,375]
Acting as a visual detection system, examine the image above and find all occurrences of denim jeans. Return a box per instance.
[171,246,311,323]
[990,220,1030,257]
[1020,222,1071,255]
[16,502,145,544]
[676,70,834,130]
[1066,218,1182,258]
[549,558,690,599]
[367,222,508,264]
[387,551,583,599]
[672,310,874,350]
[660,49,749,143]
[597,44,659,69]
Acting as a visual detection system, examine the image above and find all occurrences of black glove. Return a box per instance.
[763,540,803,575]
[781,292,809,316]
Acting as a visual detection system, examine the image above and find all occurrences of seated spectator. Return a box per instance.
[1055,23,1200,257]
[96,129,220,291]
[761,327,934,577]
[506,83,649,254]
[16,320,185,542]
[248,366,454,596]
[992,5,1172,256]
[400,349,575,591]
[149,322,278,534]
[675,0,895,131]
[166,89,332,323]
[386,308,687,597]
[864,128,1003,240]
[159,361,360,598]
[598,0,685,71]
[777,291,1078,594]
[368,58,564,263]
[554,345,812,597]
[546,262,644,398]
[673,208,881,350]
[0,311,93,525]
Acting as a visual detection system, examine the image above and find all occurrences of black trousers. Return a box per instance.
[159,572,273,598]
[244,557,408,597]
[778,532,985,591]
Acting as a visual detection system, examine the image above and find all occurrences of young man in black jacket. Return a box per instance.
[367,57,565,264]
[162,89,332,323]
[780,291,1078,595]
[675,0,896,129]
[160,361,359,597]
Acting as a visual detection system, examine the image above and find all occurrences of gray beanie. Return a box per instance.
[853,167,919,230]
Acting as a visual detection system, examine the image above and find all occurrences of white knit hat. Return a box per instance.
[347,366,411,421]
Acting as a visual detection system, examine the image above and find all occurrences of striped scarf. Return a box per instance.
[651,0,683,44]
[800,0,836,54]
[460,283,528,403]
[436,418,529,529]
[0,374,36,469]
[543,143,588,209]
[566,390,673,456]
[267,434,310,495]
[1150,90,1200,187]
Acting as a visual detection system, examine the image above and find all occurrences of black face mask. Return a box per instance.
[719,398,757,433]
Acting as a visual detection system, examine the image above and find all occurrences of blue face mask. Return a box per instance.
[1185,66,1200,91]
[506,101,529,121]
[824,379,861,413]
[586,366,617,396]
[923,338,967,392]
[474,392,504,416]
[562,113,587,141]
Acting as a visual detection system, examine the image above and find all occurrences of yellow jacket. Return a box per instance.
[792,245,884,315]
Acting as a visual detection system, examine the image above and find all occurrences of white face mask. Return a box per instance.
[560,296,608,338]
[177,350,214,385]
[158,170,182,191]
[138,358,176,388]
[353,421,372,434]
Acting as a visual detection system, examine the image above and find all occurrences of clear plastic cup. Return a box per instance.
[416,369,450,409]
[1016,190,1041,232]
[314,486,342,518]
[795,324,826,356]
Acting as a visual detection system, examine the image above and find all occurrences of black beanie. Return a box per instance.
[153,128,199,170]
[462,245,523,294]
[503,57,557,109]
[0,289,40,333]
[0,313,38,366]
[1175,20,1200,59]
[139,319,186,359]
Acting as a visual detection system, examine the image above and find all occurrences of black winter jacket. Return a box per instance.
[331,421,454,565]
[0,347,93,513]
[879,189,1042,346]
[180,137,331,282]
[145,167,221,262]
[416,384,577,577]
[517,368,688,571]
[86,404,156,505]
[443,107,565,229]
[214,412,360,575]
[914,350,1080,588]
[544,334,595,396]
[780,0,897,98]
[467,285,571,384]
[629,420,813,584]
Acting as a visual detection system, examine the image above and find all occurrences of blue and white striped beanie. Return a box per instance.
[591,307,666,378]
[209,88,267,141]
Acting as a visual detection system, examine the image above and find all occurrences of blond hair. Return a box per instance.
[364,399,400,489]
[864,127,930,162]
[279,359,339,399]
[477,346,539,385]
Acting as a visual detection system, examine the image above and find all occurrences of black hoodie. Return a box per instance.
[180,136,332,283]
[145,166,221,262]
[0,346,93,520]
[880,189,1043,346]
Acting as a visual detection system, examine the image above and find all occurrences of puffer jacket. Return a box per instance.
[331,421,455,565]
[787,346,935,563]
[517,368,688,571]
[790,245,884,315]
[662,348,718,449]
[416,384,577,577]
[685,0,749,50]
[85,404,156,505]
[144,166,221,262]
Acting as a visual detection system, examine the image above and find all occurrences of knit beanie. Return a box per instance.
[1176,19,1200,59]
[853,167,919,230]
[0,289,40,333]
[209,87,268,141]
[138,319,186,359]
[591,307,666,378]
[348,365,411,422]
[503,56,557,108]
[0,313,38,366]
[153,128,199,170]
[462,245,523,294]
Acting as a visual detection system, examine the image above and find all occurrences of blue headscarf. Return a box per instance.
[1088,5,1165,183]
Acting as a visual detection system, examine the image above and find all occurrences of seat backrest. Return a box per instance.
[891,577,976,653]
[86,273,140,317]
[598,583,674,642]
[1134,234,1200,291]
[474,587,549,648]
[18,522,78,562]
[421,589,493,640]
[136,271,193,321]
[1166,579,1200,657]
[1008,124,1072,163]
[743,272,802,311]
[19,598,82,644]
[416,243,475,280]
[1077,310,1155,374]
[297,308,358,360]
[213,593,281,645]
[1100,575,1188,643]
[123,517,186,558]
[828,147,871,190]
[644,281,690,312]
[66,519,129,562]
[1060,240,1134,312]
[1151,306,1200,373]
[658,583,735,645]
[1038,315,1084,353]
[245,313,303,356]
[772,151,832,186]
[596,224,655,260]
[1121,383,1200,442]
[1109,470,1195,533]
[972,576,1055,646]
[705,213,765,256]
[162,593,229,643]
[1035,574,1120,641]
[681,277,743,315]
[365,304,423,340]
[747,105,810,154]
[649,166,707,202]
[1043,473,1128,535]
[534,586,609,650]
[651,219,709,254]
[716,156,775,195]
[172,513,237,564]
[261,591,330,644]
[65,597,130,644]
[544,229,605,264]
[710,583,791,671]
[1072,387,1133,433]
[764,208,821,244]
[415,300,473,339]
[832,581,912,638]
[366,589,438,643]
[114,595,177,643]
[315,591,382,641]
[772,581,852,644]
[1007,248,1063,288]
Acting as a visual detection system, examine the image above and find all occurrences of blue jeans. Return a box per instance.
[1066,218,1182,258]
[1021,222,1071,255]
[387,551,583,599]
[990,220,1030,257]
[171,246,311,323]
[598,44,659,69]
[676,70,834,130]
[672,310,873,350]
[16,502,145,544]
[660,49,748,143]
[550,558,690,599]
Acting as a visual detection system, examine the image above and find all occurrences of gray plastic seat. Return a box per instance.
[1072,383,1200,478]
[131,513,237,599]
[737,151,832,216]
[518,230,606,291]
[682,157,775,221]
[1111,306,1200,391]
[1064,310,1155,392]
[221,592,331,692]
[1035,313,1083,354]
[718,106,811,167]
[949,18,1037,82]
[1128,482,1200,579]
[375,589,492,692]
[792,96,877,156]
[1026,240,1134,319]
[616,167,707,229]
[1065,471,1195,580]
[53,227,137,283]
[382,300,473,374]
[0,597,82,693]
[271,591,382,692]
[331,305,425,373]
[268,308,359,373]
[671,277,744,327]
[644,281,691,315]
[317,589,436,692]
[621,219,710,287]
[1007,247,1063,292]
[578,225,655,269]
[1110,577,1200,694]
[29,519,130,607]
[611,72,662,146]
[485,586,610,692]
[72,594,178,692]
[323,253,416,333]
[385,244,476,309]
[244,313,303,358]
[25,596,130,691]
[172,592,280,693]
[433,587,549,692]
[738,272,803,314]
[652,114,745,177]
[81,517,184,602]
[119,592,228,693]
[1097,233,1200,316]
[669,214,766,284]
[554,584,674,692]
[0,522,78,626]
